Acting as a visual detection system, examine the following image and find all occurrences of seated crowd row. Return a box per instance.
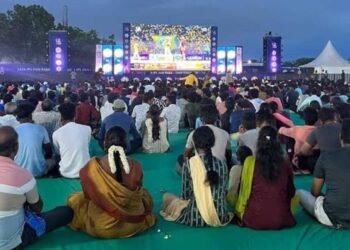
[0,78,349,249]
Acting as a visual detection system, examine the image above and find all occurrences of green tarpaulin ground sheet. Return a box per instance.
[28,112,350,250]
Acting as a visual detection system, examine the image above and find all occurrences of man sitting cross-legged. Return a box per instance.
[0,126,73,249]
[298,118,350,229]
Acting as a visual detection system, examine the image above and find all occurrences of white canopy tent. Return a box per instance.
[300,41,350,74]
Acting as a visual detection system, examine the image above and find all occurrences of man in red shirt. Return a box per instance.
[75,92,100,126]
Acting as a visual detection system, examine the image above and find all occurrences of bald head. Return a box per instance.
[0,126,18,159]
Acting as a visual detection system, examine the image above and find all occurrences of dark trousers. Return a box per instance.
[297,150,320,173]
[17,206,73,249]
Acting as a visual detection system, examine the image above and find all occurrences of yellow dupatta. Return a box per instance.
[189,155,232,227]
[234,156,255,219]
[233,156,300,219]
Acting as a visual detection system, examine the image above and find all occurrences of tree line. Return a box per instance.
[0,4,114,66]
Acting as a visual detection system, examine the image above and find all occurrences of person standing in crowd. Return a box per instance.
[14,103,52,177]
[53,102,91,178]
[0,102,19,128]
[32,99,61,141]
[181,72,198,87]
[0,126,73,249]
[233,126,298,230]
[98,99,141,154]
[75,92,100,126]
[132,92,153,133]
[161,126,233,227]
[68,126,156,238]
[160,92,181,133]
[142,105,169,153]
[298,119,350,229]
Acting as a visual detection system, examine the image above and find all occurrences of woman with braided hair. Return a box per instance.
[142,104,169,153]
[234,126,298,230]
[160,126,233,227]
[68,126,156,238]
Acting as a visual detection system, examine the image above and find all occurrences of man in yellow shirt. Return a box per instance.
[181,72,198,87]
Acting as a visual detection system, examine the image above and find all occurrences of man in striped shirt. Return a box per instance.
[0,126,73,249]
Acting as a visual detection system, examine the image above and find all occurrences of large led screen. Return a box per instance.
[129,24,212,71]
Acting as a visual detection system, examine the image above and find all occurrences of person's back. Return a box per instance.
[239,111,276,155]
[68,126,156,238]
[53,103,91,178]
[103,112,133,135]
[0,126,73,249]
[15,123,50,177]
[53,122,91,178]
[314,147,350,228]
[75,92,100,126]
[304,108,341,152]
[243,159,295,229]
[143,118,169,153]
[32,100,61,141]
[238,126,296,230]
[161,93,181,133]
[0,154,38,249]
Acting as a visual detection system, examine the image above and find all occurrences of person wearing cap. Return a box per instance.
[99,99,141,154]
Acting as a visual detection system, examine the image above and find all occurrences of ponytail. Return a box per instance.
[151,115,160,141]
[205,148,219,187]
[113,151,123,183]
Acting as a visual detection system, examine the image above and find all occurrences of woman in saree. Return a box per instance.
[233,126,299,230]
[160,126,233,227]
[68,126,156,238]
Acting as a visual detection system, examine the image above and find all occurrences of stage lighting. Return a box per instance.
[103,64,112,73]
[55,60,62,66]
[217,50,226,60]
[49,31,68,73]
[114,48,123,58]
[55,47,62,53]
[103,48,113,58]
[227,50,236,59]
[235,46,243,74]
[114,63,123,74]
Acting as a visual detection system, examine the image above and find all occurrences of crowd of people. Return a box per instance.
[0,73,350,249]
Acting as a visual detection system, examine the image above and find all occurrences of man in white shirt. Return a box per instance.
[160,92,181,133]
[131,92,153,132]
[53,102,91,178]
[100,92,117,121]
